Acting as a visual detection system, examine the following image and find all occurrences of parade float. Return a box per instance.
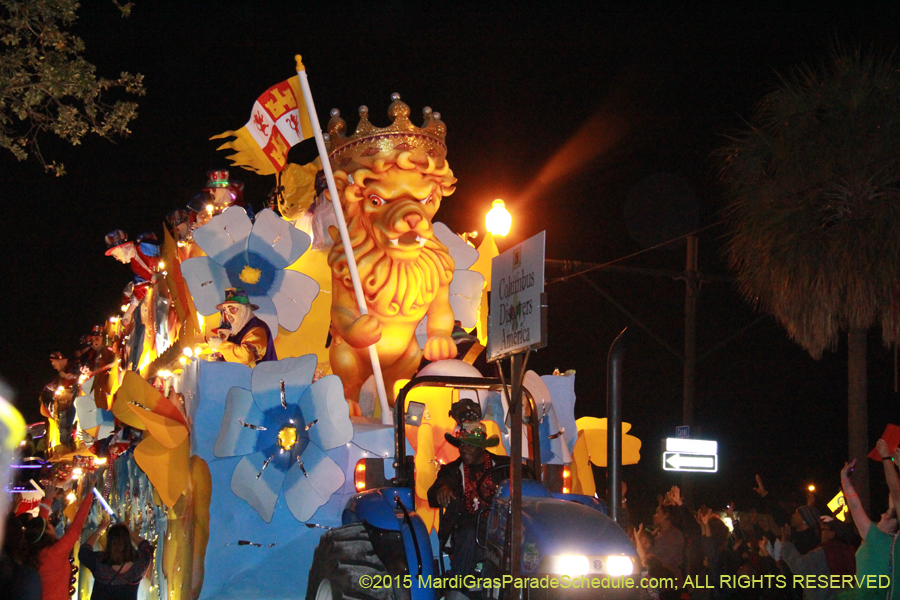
[27,57,644,600]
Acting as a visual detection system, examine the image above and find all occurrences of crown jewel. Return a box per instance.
[326,93,447,171]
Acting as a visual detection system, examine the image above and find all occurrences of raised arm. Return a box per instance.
[84,514,110,549]
[46,492,94,561]
[841,460,871,539]
[632,524,648,568]
[36,486,59,520]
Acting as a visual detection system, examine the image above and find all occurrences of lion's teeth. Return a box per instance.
[417,236,427,247]
[390,238,399,246]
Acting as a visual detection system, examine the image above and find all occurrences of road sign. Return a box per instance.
[665,438,717,455]
[487,231,547,362]
[663,452,718,472]
[662,438,718,473]
[676,426,690,438]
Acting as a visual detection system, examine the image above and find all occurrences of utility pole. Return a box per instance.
[607,328,633,527]
[682,235,699,503]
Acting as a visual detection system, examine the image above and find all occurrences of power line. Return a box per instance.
[546,219,727,285]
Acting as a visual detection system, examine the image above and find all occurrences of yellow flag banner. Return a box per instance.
[828,490,849,522]
[211,75,314,175]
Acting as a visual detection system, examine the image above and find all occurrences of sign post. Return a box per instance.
[487,231,546,597]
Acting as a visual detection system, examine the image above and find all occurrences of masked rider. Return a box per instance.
[207,287,277,368]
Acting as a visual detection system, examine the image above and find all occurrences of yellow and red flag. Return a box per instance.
[212,75,314,175]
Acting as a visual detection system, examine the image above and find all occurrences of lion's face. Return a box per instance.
[351,168,443,261]
[328,155,456,318]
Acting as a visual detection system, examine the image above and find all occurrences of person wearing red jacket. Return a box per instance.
[25,488,93,600]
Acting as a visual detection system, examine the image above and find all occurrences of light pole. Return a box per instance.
[482,198,526,598]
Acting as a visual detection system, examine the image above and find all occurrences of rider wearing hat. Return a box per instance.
[40,352,79,452]
[428,399,509,587]
[75,325,116,409]
[207,287,277,367]
[104,229,161,302]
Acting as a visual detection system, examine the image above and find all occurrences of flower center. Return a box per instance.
[277,425,299,451]
[239,265,262,284]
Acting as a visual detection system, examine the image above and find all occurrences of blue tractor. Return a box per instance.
[306,376,639,600]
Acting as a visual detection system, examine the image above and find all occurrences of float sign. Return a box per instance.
[488,231,546,362]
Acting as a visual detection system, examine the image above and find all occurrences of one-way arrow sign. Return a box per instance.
[663,452,718,473]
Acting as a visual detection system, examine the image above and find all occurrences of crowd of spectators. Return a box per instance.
[1,472,152,600]
[629,438,900,600]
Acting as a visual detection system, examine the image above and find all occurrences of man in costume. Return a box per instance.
[40,352,78,452]
[203,169,245,213]
[166,208,195,261]
[207,287,277,367]
[105,229,162,369]
[104,229,161,304]
[76,326,117,409]
[428,400,509,594]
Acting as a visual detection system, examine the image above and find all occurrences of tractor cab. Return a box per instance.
[306,375,638,600]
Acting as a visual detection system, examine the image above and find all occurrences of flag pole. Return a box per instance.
[295,55,392,425]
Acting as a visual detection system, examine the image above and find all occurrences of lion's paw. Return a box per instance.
[424,334,458,362]
[346,399,363,418]
[345,314,383,347]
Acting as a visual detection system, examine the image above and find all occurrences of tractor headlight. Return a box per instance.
[605,555,634,576]
[548,555,590,577]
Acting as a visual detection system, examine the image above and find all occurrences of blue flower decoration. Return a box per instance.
[213,356,352,522]
[181,207,320,337]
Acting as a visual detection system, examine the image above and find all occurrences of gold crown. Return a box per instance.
[326,93,447,171]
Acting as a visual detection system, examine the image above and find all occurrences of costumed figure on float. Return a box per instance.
[40,351,78,453]
[207,287,277,367]
[104,229,162,371]
[324,95,459,414]
[75,325,116,410]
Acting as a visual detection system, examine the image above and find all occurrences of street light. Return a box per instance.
[485,199,511,237]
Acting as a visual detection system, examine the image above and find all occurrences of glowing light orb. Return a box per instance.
[485,199,511,237]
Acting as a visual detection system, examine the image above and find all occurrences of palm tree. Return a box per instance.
[719,47,900,510]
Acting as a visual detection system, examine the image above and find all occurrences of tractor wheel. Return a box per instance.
[306,524,410,600]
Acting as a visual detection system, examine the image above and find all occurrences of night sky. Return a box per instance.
[4,2,900,522]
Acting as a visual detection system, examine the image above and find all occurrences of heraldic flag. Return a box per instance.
[212,75,314,175]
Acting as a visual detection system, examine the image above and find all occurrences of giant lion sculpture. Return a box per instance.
[326,95,459,415]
